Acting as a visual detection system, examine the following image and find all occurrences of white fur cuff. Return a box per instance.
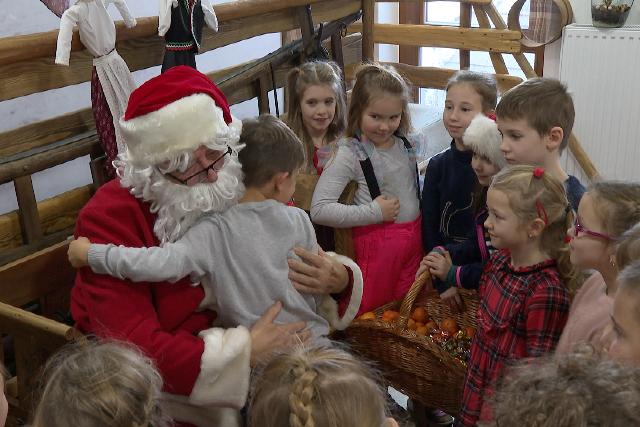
[317,252,363,330]
[189,326,251,408]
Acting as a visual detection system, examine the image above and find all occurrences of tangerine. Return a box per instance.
[441,317,458,335]
[416,326,428,336]
[382,310,400,322]
[407,319,417,330]
[411,307,429,323]
[359,312,376,321]
[465,326,476,339]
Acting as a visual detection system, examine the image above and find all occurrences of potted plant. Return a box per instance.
[592,0,634,27]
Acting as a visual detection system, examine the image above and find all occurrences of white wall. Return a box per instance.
[0,0,283,214]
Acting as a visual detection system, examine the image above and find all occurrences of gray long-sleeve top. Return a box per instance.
[87,200,330,340]
[311,136,420,228]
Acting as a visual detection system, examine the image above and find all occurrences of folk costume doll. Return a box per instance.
[55,0,137,180]
[159,0,219,72]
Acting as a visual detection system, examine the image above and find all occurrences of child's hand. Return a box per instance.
[375,195,400,222]
[425,251,452,281]
[415,255,430,279]
[68,236,91,268]
[440,287,464,313]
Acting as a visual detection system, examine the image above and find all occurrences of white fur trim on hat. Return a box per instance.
[463,114,506,169]
[119,93,240,166]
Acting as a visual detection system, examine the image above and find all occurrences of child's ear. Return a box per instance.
[273,172,290,191]
[545,126,564,151]
[528,217,546,238]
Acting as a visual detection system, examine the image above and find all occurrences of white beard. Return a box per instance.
[115,155,245,245]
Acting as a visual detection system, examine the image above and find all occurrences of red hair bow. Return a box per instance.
[486,113,497,122]
[533,167,545,179]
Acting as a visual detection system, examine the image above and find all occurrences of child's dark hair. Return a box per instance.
[446,70,498,112]
[482,347,640,427]
[239,114,306,187]
[617,222,640,270]
[347,63,412,137]
[491,165,582,295]
[496,77,575,151]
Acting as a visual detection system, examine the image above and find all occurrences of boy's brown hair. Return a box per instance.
[617,222,640,271]
[239,114,306,187]
[496,77,575,151]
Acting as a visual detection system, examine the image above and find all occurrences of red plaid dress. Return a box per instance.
[457,249,570,426]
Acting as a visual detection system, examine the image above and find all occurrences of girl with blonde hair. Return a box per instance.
[311,63,421,314]
[249,344,398,427]
[31,340,169,427]
[284,61,347,175]
[459,165,573,426]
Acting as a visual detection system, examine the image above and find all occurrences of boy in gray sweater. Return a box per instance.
[68,115,361,342]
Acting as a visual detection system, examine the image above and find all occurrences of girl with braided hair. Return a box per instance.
[249,345,399,427]
[458,165,574,426]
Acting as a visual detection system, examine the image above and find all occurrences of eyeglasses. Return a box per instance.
[165,146,232,185]
[572,216,615,241]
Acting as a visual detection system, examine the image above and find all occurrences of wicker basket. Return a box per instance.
[338,273,479,415]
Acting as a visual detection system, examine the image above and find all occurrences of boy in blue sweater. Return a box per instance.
[496,77,585,211]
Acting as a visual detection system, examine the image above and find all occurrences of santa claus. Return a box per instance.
[70,66,362,426]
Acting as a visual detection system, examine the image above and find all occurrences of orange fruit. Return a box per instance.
[382,310,400,322]
[411,307,429,323]
[407,319,417,330]
[415,322,425,329]
[441,317,459,335]
[359,311,376,321]
[465,326,476,339]
[416,326,428,336]
[425,320,437,332]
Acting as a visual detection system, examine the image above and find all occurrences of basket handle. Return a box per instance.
[395,271,431,330]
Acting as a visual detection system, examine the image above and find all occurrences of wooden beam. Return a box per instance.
[473,5,509,75]
[0,0,354,66]
[568,133,599,180]
[459,3,472,69]
[0,185,92,252]
[346,62,523,93]
[349,23,522,53]
[0,0,361,102]
[376,0,490,3]
[399,1,422,102]
[14,176,43,244]
[483,4,536,78]
[362,0,375,61]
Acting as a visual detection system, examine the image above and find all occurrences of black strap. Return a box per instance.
[355,133,421,201]
[359,157,381,200]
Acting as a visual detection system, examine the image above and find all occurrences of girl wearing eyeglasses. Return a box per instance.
[556,181,640,355]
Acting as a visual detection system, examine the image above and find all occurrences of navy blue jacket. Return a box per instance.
[421,140,478,253]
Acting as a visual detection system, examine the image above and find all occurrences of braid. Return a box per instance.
[288,363,318,427]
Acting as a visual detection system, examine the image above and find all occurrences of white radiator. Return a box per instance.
[559,24,640,182]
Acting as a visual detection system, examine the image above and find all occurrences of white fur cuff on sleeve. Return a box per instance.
[318,252,363,330]
[189,326,251,408]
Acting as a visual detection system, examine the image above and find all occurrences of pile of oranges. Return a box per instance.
[356,306,476,363]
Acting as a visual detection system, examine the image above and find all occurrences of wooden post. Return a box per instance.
[399,1,422,102]
[473,5,509,75]
[295,5,315,61]
[14,176,43,244]
[362,0,375,61]
[459,3,472,69]
[256,72,271,114]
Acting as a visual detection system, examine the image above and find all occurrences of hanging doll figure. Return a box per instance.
[55,0,137,181]
[159,0,219,73]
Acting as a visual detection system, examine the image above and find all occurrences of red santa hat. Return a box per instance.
[462,113,506,169]
[119,65,242,166]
